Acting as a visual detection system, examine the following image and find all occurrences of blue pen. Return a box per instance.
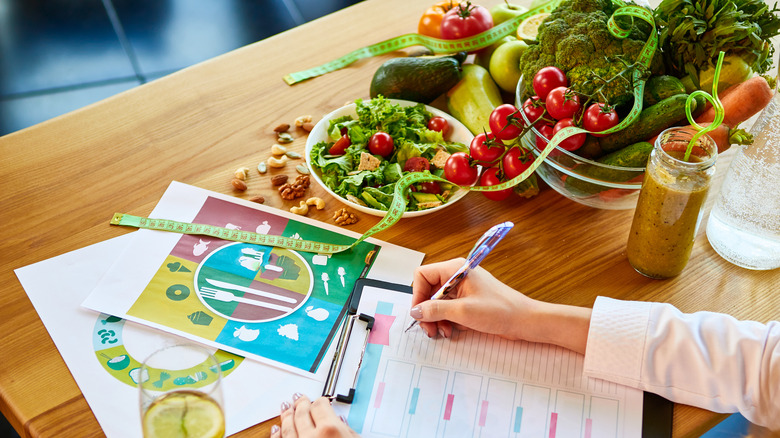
[404,221,514,333]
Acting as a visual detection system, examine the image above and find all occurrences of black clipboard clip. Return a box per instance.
[322,312,374,404]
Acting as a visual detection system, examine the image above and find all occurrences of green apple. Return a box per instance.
[489,39,528,93]
[474,36,516,71]
[490,1,529,25]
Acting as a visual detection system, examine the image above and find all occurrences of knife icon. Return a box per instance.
[204,278,297,304]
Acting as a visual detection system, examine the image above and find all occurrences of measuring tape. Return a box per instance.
[114,4,658,252]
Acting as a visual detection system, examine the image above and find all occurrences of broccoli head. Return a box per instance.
[518,0,664,107]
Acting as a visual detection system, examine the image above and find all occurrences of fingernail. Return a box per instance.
[292,392,303,401]
[410,305,423,319]
[280,401,291,412]
[271,424,280,434]
[438,328,448,339]
[340,415,349,424]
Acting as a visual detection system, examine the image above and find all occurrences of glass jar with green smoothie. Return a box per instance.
[626,126,717,279]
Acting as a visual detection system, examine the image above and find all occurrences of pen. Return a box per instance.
[404,221,514,333]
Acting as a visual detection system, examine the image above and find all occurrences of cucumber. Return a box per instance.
[598,94,695,153]
[370,55,463,104]
[565,141,653,196]
[643,75,686,107]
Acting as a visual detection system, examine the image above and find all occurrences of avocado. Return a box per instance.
[410,192,440,203]
[370,54,463,104]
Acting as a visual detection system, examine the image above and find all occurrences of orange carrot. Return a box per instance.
[696,76,773,127]
[648,122,752,154]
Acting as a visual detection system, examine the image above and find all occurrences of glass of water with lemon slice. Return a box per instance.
[139,344,225,438]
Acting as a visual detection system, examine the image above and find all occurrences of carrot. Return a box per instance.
[648,122,753,154]
[696,76,773,127]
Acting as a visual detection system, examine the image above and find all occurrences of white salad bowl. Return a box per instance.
[304,99,474,218]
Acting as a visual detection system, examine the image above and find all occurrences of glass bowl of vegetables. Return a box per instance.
[305,97,473,218]
[515,77,646,210]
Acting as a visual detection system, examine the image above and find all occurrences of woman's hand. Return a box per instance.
[410,258,592,354]
[271,394,358,438]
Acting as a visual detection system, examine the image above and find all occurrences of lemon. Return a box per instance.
[517,13,550,40]
[143,391,225,438]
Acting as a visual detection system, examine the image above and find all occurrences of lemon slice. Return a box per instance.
[517,13,550,40]
[143,391,225,438]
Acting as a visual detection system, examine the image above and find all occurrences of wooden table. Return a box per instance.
[1,0,777,436]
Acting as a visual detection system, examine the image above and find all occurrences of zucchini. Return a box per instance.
[598,93,696,153]
[643,75,686,107]
[565,141,653,196]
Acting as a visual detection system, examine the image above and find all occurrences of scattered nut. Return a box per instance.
[295,164,310,175]
[294,115,313,127]
[334,207,359,226]
[306,197,326,210]
[285,151,302,159]
[271,174,289,186]
[278,175,311,200]
[277,132,294,144]
[293,174,311,188]
[274,123,290,133]
[301,122,315,132]
[257,161,268,174]
[271,144,288,155]
[231,178,247,191]
[234,167,250,180]
[290,201,309,215]
[249,195,265,204]
[267,156,289,168]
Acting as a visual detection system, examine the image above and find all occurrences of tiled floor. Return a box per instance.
[0,0,361,435]
[0,0,364,136]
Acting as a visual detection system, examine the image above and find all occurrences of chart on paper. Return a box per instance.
[334,285,643,438]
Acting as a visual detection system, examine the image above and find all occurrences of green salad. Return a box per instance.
[309,97,468,211]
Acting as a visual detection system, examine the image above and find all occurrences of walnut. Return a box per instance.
[333,208,359,226]
[278,175,310,199]
[293,174,310,189]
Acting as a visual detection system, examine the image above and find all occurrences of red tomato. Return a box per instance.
[427,116,450,136]
[469,131,505,166]
[444,152,479,186]
[329,134,350,155]
[502,147,533,180]
[535,124,553,151]
[583,103,619,137]
[418,1,457,38]
[368,131,394,157]
[403,156,431,172]
[478,167,513,201]
[552,118,586,151]
[533,66,567,101]
[416,181,442,194]
[521,96,546,128]
[489,104,523,140]
[545,87,581,120]
[440,2,493,40]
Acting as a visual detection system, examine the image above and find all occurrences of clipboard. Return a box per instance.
[324,278,672,437]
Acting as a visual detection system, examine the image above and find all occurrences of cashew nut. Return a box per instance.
[306,197,326,210]
[289,201,309,215]
[234,167,250,180]
[271,144,288,155]
[267,155,289,168]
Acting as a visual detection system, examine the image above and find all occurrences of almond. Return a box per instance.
[271,174,289,186]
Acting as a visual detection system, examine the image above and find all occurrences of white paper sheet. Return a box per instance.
[333,285,644,438]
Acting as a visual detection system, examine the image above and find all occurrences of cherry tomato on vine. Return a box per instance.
[583,103,619,137]
[479,167,513,201]
[418,1,458,38]
[369,131,394,157]
[521,96,546,128]
[489,104,523,140]
[427,116,450,136]
[440,2,493,41]
[545,87,581,120]
[444,152,479,186]
[416,181,442,194]
[329,134,350,155]
[469,131,505,166]
[535,124,553,151]
[502,147,533,180]
[552,118,586,151]
[403,156,431,172]
[533,66,567,101]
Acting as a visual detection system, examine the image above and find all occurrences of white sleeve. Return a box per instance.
[582,296,780,430]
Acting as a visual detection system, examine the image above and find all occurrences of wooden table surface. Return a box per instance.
[1,0,777,436]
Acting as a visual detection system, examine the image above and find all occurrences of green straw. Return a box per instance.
[683,51,726,161]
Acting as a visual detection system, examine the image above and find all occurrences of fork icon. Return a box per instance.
[200,287,293,312]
